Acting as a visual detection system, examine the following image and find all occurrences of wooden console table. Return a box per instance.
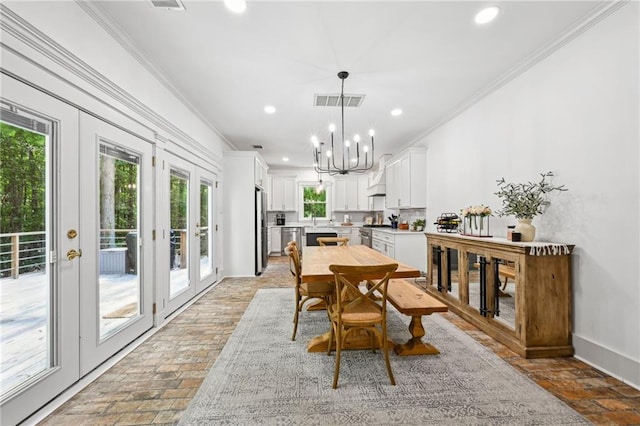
[425,232,574,358]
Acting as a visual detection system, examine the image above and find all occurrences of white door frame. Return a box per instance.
[0,75,80,426]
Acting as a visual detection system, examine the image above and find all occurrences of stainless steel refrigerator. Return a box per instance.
[255,187,268,275]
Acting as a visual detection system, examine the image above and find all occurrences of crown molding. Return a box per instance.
[76,0,238,152]
[0,3,224,167]
[410,0,630,145]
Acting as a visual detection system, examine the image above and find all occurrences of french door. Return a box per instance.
[78,113,154,374]
[0,75,80,425]
[195,168,217,293]
[165,154,217,315]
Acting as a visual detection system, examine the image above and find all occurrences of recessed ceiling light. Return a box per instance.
[475,6,500,25]
[224,0,246,13]
[282,157,289,162]
[264,105,276,114]
[391,108,403,116]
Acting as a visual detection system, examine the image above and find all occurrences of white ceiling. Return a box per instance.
[88,1,603,170]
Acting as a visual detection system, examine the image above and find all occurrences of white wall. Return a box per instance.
[421,4,639,387]
[2,1,229,161]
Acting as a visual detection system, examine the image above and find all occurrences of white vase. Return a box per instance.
[515,218,536,242]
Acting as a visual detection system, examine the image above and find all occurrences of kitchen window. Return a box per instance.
[298,182,331,221]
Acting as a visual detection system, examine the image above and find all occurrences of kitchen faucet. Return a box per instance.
[312,213,317,227]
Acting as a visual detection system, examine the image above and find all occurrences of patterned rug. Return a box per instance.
[179,288,588,425]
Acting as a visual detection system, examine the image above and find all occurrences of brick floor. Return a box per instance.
[40,256,640,425]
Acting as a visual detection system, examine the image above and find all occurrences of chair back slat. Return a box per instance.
[318,237,349,246]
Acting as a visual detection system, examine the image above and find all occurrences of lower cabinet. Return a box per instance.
[371,230,426,273]
[271,227,282,255]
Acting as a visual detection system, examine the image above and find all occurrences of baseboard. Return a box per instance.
[573,334,640,390]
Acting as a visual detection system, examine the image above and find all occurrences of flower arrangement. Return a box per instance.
[494,172,567,219]
[460,205,492,218]
[460,205,492,236]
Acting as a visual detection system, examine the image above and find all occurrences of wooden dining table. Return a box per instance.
[301,244,422,353]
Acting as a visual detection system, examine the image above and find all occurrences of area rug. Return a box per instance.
[179,288,588,425]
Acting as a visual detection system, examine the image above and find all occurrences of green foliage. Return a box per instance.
[0,123,46,233]
[412,218,426,228]
[495,172,567,219]
[170,174,188,229]
[200,183,209,226]
[302,186,326,218]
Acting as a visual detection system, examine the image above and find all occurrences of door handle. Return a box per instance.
[67,249,82,261]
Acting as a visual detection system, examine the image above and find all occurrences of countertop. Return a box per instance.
[269,223,363,229]
[371,228,426,236]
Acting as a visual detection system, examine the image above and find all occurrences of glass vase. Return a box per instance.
[464,215,490,237]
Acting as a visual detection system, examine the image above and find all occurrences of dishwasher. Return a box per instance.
[281,227,302,255]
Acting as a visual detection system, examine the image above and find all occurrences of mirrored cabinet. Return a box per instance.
[425,233,574,358]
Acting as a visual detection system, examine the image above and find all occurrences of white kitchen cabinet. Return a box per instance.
[368,195,385,211]
[350,227,361,245]
[372,229,427,273]
[271,227,282,255]
[334,176,369,211]
[254,156,267,189]
[356,177,368,210]
[385,147,426,209]
[372,230,395,258]
[270,176,296,211]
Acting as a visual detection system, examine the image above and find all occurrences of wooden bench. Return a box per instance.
[473,262,516,294]
[386,279,448,356]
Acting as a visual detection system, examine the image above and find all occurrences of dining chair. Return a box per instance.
[317,237,349,246]
[326,262,399,389]
[286,241,334,341]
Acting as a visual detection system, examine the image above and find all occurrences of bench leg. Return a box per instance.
[393,315,440,356]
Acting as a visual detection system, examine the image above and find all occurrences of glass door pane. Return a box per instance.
[198,179,213,280]
[98,145,140,339]
[0,120,50,395]
[170,169,189,298]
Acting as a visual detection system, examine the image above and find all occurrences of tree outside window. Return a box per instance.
[302,185,327,219]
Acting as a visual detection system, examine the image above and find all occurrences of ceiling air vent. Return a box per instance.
[314,94,365,108]
[149,0,186,11]
[252,145,263,149]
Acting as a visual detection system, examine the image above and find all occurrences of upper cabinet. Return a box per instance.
[254,156,267,189]
[385,148,426,209]
[270,176,296,211]
[333,176,369,211]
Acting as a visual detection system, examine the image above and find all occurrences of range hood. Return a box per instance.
[367,154,391,196]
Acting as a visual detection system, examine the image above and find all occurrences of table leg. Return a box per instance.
[393,315,440,356]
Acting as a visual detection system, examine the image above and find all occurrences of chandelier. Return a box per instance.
[312,71,375,176]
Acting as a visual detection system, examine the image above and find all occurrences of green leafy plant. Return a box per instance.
[412,218,426,229]
[495,172,567,219]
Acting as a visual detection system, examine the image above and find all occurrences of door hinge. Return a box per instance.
[152,230,156,240]
[215,181,219,188]
[152,303,157,314]
[49,251,57,263]
[216,267,218,275]
[152,156,156,167]
[215,224,219,231]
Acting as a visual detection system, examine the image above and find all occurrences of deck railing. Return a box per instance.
[1,227,196,278]
[0,231,46,279]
